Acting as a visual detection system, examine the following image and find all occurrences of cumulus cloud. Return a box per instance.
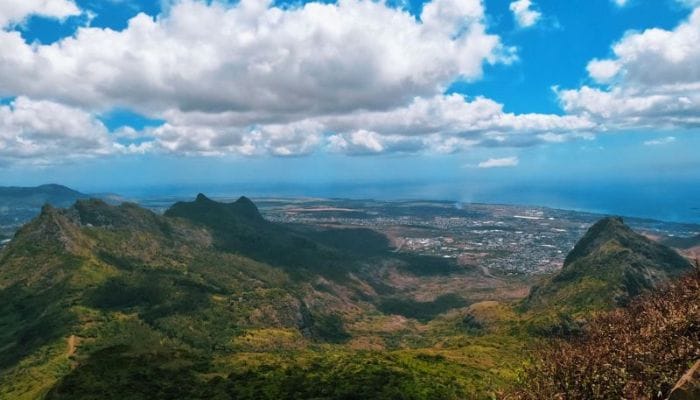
[0,0,80,27]
[4,0,595,161]
[509,0,541,28]
[149,93,596,156]
[586,59,621,83]
[2,0,695,163]
[478,156,519,168]
[0,97,142,164]
[643,136,676,146]
[151,119,324,157]
[0,0,508,117]
[614,0,698,7]
[558,8,700,129]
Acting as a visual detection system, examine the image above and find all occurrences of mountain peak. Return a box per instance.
[563,216,630,267]
[524,216,692,314]
[166,194,264,224]
[195,193,211,203]
[40,203,56,215]
[235,195,253,204]
[232,196,263,221]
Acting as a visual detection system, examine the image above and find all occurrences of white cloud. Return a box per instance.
[148,93,596,156]
[0,0,508,118]
[0,0,80,27]
[2,0,696,163]
[612,0,629,7]
[643,136,676,146]
[478,156,519,168]
[3,0,598,160]
[327,130,386,154]
[558,8,700,129]
[586,59,622,83]
[151,119,324,157]
[0,96,129,164]
[509,0,541,28]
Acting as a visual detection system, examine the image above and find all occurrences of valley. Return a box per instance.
[137,196,700,275]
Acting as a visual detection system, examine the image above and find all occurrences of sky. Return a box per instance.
[0,0,699,221]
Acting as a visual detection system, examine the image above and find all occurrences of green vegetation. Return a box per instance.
[521,217,691,318]
[0,197,695,399]
[378,294,470,323]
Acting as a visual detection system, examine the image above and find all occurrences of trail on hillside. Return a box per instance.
[67,335,77,357]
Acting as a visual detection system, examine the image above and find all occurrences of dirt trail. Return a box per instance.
[67,335,77,357]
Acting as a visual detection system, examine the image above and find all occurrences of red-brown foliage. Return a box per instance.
[509,270,700,400]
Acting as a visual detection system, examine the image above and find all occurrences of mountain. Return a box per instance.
[2,197,696,399]
[0,184,89,209]
[164,193,386,280]
[0,184,91,239]
[0,195,520,400]
[510,217,699,399]
[523,216,692,315]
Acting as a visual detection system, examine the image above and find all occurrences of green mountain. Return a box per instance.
[0,196,523,399]
[164,194,371,279]
[523,216,692,315]
[2,197,695,399]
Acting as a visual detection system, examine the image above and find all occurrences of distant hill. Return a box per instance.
[0,185,129,240]
[0,184,88,208]
[523,216,692,315]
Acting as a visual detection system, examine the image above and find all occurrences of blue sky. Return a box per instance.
[1,0,699,221]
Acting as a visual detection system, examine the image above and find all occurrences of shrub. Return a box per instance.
[509,272,700,399]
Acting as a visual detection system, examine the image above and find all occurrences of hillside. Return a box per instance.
[522,217,692,316]
[510,219,699,399]
[512,269,700,399]
[0,196,525,399]
[4,198,690,399]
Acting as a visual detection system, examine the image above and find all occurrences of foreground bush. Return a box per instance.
[510,271,700,399]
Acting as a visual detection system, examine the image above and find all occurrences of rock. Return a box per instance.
[668,360,700,400]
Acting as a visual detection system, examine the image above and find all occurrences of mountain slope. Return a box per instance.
[0,196,519,399]
[164,194,386,280]
[513,270,700,399]
[523,217,692,315]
